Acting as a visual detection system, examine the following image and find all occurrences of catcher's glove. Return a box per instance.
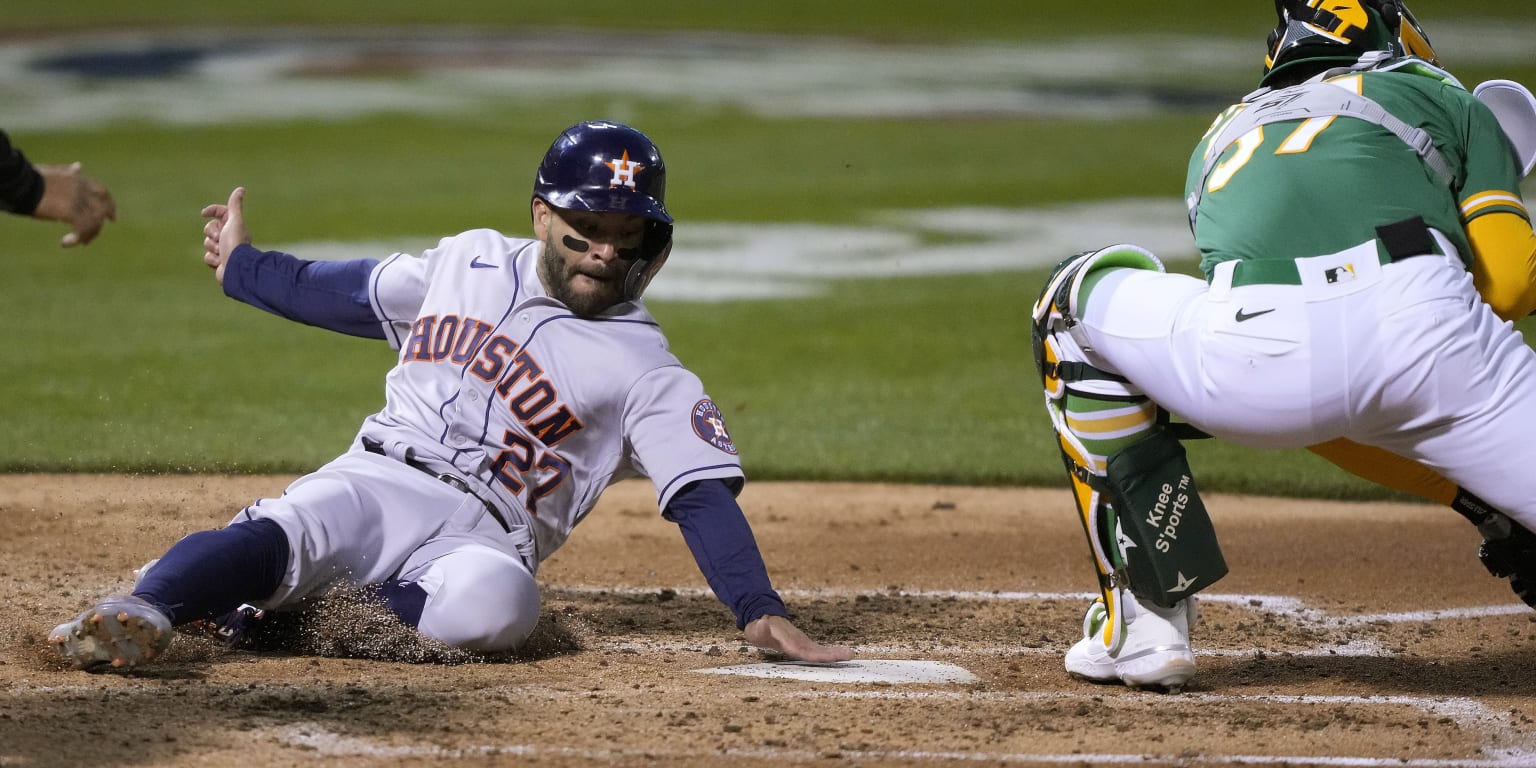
[1452,488,1536,610]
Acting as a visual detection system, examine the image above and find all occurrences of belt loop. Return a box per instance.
[1208,259,1237,301]
[1428,227,1459,266]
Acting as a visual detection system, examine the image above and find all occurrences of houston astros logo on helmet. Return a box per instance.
[605,151,644,190]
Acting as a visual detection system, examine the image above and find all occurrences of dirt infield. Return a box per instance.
[1,475,1533,767]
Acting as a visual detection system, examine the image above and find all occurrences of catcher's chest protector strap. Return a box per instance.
[1091,429,1228,608]
[1188,77,1456,232]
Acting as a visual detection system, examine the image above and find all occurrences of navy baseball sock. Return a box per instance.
[364,580,429,628]
[132,518,290,625]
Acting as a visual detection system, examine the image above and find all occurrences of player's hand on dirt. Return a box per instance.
[32,162,116,247]
[744,614,854,663]
[200,186,250,285]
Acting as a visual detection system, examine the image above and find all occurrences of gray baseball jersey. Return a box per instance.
[358,228,743,567]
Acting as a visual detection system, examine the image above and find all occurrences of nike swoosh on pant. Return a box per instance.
[1234,308,1275,322]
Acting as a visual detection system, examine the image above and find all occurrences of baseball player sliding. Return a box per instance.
[49,120,854,669]
[1032,0,1536,691]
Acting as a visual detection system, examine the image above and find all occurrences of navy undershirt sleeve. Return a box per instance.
[664,478,788,629]
[222,242,385,339]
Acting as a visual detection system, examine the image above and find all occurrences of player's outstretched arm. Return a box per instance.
[197,185,383,338]
[663,479,857,663]
[200,186,250,285]
[745,614,855,663]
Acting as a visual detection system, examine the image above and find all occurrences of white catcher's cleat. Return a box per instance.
[1064,593,1196,692]
[1063,599,1119,683]
[49,595,173,669]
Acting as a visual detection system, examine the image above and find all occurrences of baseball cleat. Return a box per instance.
[182,604,267,648]
[49,595,174,669]
[1064,594,1196,692]
[1064,600,1120,683]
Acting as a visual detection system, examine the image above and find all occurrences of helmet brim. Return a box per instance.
[537,188,673,225]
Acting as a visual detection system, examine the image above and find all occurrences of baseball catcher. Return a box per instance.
[1034,0,1536,691]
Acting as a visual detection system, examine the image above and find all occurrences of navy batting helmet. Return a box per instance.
[1263,0,1438,87]
[532,121,673,301]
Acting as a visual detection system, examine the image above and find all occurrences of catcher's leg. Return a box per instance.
[1308,439,1536,609]
[1034,247,1158,655]
[1033,245,1224,690]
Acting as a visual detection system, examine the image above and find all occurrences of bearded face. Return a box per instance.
[532,199,646,318]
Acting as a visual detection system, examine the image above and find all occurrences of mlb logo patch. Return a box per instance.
[692,399,737,455]
[1324,264,1357,284]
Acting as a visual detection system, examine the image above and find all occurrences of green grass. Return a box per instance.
[3,1,1535,501]
[5,1,1274,41]
[6,1,1515,42]
[1,108,1202,475]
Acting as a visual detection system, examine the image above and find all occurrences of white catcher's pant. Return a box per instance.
[233,450,540,652]
[1071,242,1536,531]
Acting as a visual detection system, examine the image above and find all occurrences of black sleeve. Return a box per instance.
[0,131,45,215]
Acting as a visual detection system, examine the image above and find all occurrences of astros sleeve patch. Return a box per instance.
[691,399,737,455]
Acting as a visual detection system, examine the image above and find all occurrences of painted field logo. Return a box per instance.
[691,399,737,455]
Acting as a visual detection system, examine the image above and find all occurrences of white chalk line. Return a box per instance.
[559,583,1536,761]
[269,722,1536,768]
[603,638,1390,658]
[557,584,1522,664]
[549,584,1527,626]
[799,690,1533,755]
[259,583,1536,765]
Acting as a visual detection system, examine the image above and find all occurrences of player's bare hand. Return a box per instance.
[744,614,855,663]
[32,162,116,247]
[200,187,250,285]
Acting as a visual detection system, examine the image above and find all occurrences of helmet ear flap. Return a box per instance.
[623,243,671,301]
[621,220,673,301]
[1393,4,1438,64]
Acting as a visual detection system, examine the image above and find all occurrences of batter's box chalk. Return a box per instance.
[696,659,978,684]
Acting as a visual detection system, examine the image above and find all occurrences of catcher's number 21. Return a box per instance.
[1201,74,1365,193]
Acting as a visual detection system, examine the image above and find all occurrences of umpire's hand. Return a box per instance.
[200,186,250,285]
[33,161,116,247]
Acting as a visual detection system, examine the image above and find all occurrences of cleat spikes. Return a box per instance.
[50,595,173,670]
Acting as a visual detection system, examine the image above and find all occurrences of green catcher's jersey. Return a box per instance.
[1186,66,1528,280]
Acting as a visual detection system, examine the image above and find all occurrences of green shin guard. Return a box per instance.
[1102,429,1227,608]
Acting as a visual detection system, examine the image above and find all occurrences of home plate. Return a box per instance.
[697,659,977,684]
